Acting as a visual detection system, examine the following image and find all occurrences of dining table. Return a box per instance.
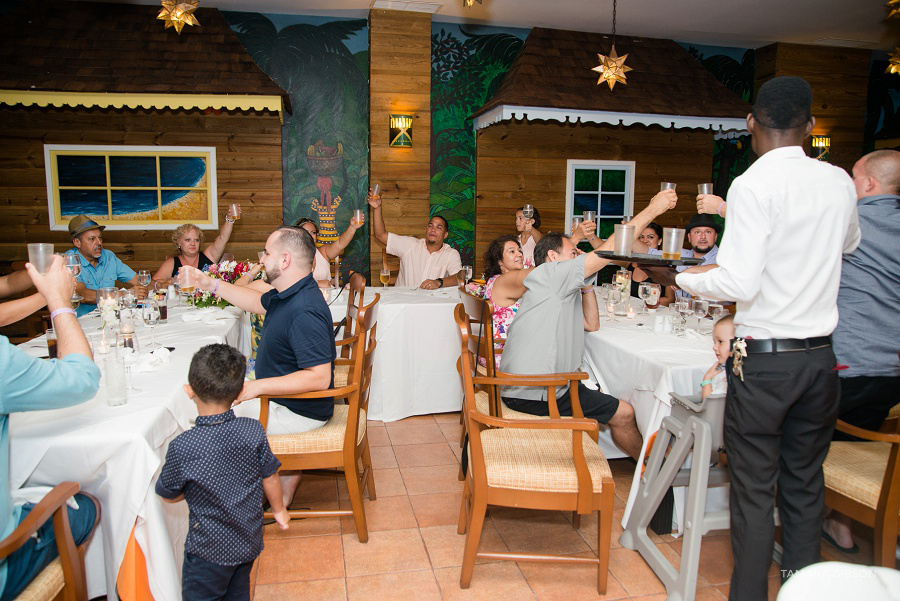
[581,299,724,532]
[9,302,249,601]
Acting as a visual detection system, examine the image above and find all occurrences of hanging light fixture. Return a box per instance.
[887,0,900,19]
[157,0,200,34]
[463,0,483,7]
[592,0,632,91]
[888,48,900,75]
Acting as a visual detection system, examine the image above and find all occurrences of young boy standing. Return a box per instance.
[156,344,289,600]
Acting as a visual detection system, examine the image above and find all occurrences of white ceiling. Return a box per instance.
[102,0,898,50]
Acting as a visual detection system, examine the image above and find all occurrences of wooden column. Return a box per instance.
[755,43,871,173]
[368,8,432,277]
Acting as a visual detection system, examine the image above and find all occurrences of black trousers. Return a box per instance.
[724,345,839,601]
[833,375,900,440]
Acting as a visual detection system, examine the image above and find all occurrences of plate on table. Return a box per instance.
[594,251,704,267]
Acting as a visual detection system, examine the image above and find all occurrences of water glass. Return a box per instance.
[660,182,677,191]
[522,204,534,219]
[638,282,652,315]
[709,304,726,322]
[137,270,151,287]
[645,283,662,309]
[116,331,141,393]
[697,183,714,195]
[141,299,160,350]
[599,283,611,301]
[692,299,709,320]
[583,210,597,223]
[613,224,635,257]
[606,289,621,322]
[462,265,473,284]
[104,355,127,406]
[352,209,365,227]
[27,243,54,274]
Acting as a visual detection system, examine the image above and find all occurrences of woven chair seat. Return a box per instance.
[473,390,534,420]
[334,364,349,388]
[823,441,893,512]
[480,427,611,494]
[15,557,63,601]
[268,406,366,455]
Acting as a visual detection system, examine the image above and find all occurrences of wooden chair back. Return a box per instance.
[346,294,379,447]
[380,248,400,286]
[457,286,498,378]
[337,272,366,358]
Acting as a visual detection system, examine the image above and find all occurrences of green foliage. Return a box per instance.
[431,26,525,264]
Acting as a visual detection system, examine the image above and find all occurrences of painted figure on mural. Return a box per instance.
[306,140,344,246]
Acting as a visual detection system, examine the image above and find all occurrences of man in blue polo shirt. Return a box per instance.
[65,215,148,316]
[181,225,335,507]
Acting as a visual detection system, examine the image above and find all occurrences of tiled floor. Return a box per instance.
[250,412,886,601]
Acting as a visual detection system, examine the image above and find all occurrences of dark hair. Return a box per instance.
[274,225,316,268]
[430,214,450,232]
[188,344,247,406]
[517,206,542,230]
[642,222,664,248]
[483,235,522,279]
[752,76,812,130]
[534,232,567,266]
[293,217,318,234]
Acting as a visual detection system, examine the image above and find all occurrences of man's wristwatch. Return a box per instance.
[436,278,444,287]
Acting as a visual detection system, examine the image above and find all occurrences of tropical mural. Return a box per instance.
[224,12,371,280]
[431,23,528,265]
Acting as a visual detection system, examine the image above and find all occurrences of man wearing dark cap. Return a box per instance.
[66,215,148,316]
[676,77,861,599]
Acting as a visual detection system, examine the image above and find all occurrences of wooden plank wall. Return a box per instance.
[474,120,714,276]
[0,106,282,271]
[755,43,870,174]
[368,9,432,278]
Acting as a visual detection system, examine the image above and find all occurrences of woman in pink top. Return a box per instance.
[293,216,364,286]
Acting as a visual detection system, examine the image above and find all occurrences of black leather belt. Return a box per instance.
[739,337,831,354]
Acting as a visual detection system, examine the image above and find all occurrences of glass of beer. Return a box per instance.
[661,227,686,260]
[571,215,584,235]
[229,203,241,221]
[379,268,391,287]
[178,270,196,309]
[46,327,58,359]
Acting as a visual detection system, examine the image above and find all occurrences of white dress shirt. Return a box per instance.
[386,233,462,287]
[676,146,860,339]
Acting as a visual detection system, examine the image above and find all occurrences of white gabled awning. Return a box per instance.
[473,104,749,139]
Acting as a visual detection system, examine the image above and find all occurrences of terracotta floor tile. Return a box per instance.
[450,442,465,462]
[433,411,463,423]
[490,507,592,555]
[367,420,385,428]
[338,494,418,533]
[568,505,623,553]
[393,442,459,468]
[410,491,464,528]
[400,464,465,496]
[396,414,438,422]
[692,534,734,585]
[607,547,666,597]
[342,528,431,577]
[254,579,347,601]
[420,523,509,569]
[630,595,668,601]
[386,422,447,445]
[369,445,399,469]
[296,475,339,504]
[263,501,343,539]
[346,569,442,601]
[612,476,633,503]
[367,426,391,447]
[434,562,536,601]
[256,535,344,584]
[438,421,463,444]
[339,468,407,500]
[695,587,728,600]
[518,551,630,601]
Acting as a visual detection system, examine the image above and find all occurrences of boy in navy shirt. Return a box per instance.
[156,344,289,600]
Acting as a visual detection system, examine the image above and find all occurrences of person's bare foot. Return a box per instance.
[822,514,857,552]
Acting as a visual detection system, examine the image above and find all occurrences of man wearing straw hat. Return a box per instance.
[65,215,148,316]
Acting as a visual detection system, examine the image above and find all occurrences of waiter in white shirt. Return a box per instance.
[367,190,463,289]
[676,77,861,601]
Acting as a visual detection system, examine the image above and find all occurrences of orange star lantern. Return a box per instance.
[592,45,633,90]
[158,1,200,34]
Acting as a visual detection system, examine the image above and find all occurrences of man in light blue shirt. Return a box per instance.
[65,215,147,316]
[0,256,101,600]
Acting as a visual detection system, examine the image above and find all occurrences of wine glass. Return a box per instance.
[116,330,141,394]
[118,288,137,311]
[64,253,83,305]
[675,300,693,337]
[645,283,662,310]
[137,269,151,287]
[692,299,709,322]
[598,283,610,301]
[379,268,391,287]
[638,282,652,315]
[709,304,726,322]
[462,265,473,284]
[141,299,160,350]
[522,204,534,219]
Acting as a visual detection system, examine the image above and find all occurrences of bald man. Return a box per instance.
[822,150,900,554]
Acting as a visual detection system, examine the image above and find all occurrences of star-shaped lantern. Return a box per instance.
[592,45,633,90]
[887,48,900,75]
[157,1,200,34]
[463,0,483,7]
[888,0,900,19]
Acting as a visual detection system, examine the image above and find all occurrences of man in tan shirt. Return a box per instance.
[368,191,463,289]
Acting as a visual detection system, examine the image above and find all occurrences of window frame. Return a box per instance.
[44,144,218,231]
[564,159,635,235]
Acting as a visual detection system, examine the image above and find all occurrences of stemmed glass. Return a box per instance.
[141,299,160,350]
[638,282,652,315]
[462,265,473,284]
[64,253,83,307]
[709,304,726,322]
[598,283,611,302]
[692,299,709,323]
[118,288,137,312]
[674,300,693,336]
[137,269,151,287]
[116,327,141,394]
[379,268,391,287]
[522,204,534,219]
[606,289,621,322]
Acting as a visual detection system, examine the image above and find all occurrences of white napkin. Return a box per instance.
[181,307,239,325]
[12,486,79,509]
[133,347,172,373]
[685,329,708,341]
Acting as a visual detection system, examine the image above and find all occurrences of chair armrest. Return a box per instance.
[0,482,80,559]
[334,334,359,349]
[835,420,900,444]
[474,373,586,388]
[467,410,598,433]
[494,370,589,382]
[260,384,359,402]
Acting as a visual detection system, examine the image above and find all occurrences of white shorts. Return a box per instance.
[232,398,327,435]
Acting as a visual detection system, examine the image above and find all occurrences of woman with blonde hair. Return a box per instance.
[153,205,240,284]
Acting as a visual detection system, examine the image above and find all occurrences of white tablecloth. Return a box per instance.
[9,304,247,601]
[328,286,462,422]
[581,303,719,530]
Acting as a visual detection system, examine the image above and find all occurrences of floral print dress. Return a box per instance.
[483,274,521,368]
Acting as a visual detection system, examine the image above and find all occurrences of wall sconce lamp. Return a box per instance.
[389,114,413,148]
[811,135,831,161]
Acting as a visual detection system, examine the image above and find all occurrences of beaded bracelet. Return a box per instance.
[699,379,713,387]
[717,201,726,218]
[212,280,221,296]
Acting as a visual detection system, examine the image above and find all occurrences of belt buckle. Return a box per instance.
[732,338,747,381]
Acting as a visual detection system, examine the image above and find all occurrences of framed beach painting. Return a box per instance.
[44,145,218,230]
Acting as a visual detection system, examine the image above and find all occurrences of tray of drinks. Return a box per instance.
[593,251,705,267]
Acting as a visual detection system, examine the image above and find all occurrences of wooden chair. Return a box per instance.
[823,416,900,567]
[334,272,366,365]
[261,295,380,542]
[0,483,96,601]
[380,248,400,286]
[453,304,616,593]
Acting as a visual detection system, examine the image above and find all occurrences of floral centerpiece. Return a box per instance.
[188,260,251,309]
